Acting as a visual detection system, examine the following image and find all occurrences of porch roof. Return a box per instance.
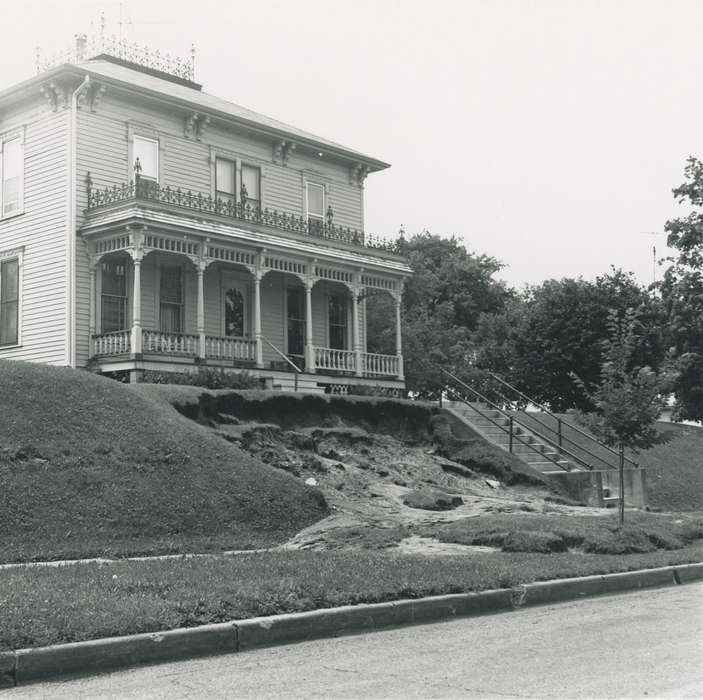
[80,205,413,277]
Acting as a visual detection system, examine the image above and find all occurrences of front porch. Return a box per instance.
[84,226,406,390]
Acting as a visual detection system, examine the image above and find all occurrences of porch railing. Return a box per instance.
[93,330,130,356]
[205,335,256,362]
[86,176,403,255]
[363,352,399,377]
[314,347,356,373]
[142,330,199,356]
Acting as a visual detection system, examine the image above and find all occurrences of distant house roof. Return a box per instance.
[0,56,390,173]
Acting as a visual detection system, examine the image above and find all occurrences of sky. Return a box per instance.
[1,0,700,288]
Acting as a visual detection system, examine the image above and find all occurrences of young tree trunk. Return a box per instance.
[619,443,625,526]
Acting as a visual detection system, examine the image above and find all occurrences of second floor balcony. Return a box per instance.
[85,175,405,258]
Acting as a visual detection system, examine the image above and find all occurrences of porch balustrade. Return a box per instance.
[205,335,256,362]
[142,330,199,356]
[314,347,356,373]
[362,352,399,377]
[93,330,131,356]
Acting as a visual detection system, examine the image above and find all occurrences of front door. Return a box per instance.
[286,286,305,361]
[222,272,248,337]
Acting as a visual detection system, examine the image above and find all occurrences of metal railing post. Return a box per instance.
[509,417,514,453]
[557,418,562,448]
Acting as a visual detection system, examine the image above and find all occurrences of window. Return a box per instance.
[306,182,324,235]
[133,136,159,182]
[159,266,183,333]
[100,257,128,333]
[224,287,245,337]
[328,291,347,350]
[241,164,260,209]
[1,136,23,217]
[215,157,236,208]
[0,256,19,346]
[286,287,305,358]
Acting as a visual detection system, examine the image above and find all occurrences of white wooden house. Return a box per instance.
[0,36,410,393]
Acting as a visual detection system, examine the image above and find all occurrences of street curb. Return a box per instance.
[510,566,677,607]
[1,563,700,687]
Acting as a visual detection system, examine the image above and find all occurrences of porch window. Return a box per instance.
[241,164,260,210]
[225,287,245,337]
[159,266,183,333]
[133,135,159,182]
[328,292,347,350]
[100,257,128,333]
[286,287,305,358]
[215,157,236,208]
[0,257,19,345]
[1,136,23,217]
[306,182,324,235]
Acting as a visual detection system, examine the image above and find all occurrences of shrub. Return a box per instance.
[142,367,262,390]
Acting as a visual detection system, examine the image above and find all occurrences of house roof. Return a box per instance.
[0,57,390,173]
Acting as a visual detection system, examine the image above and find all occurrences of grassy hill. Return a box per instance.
[0,361,328,563]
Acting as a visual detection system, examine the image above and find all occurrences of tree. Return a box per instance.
[473,269,666,411]
[370,232,510,397]
[661,157,703,421]
[572,308,665,525]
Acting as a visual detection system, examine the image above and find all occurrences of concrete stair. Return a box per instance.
[446,400,580,474]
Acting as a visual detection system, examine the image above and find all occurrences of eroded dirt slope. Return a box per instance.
[211,417,604,553]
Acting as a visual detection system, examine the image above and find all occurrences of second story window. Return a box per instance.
[306,182,325,235]
[1,136,24,217]
[215,158,236,208]
[133,136,159,182]
[241,164,260,210]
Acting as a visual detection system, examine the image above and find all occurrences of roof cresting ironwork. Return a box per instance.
[35,33,196,83]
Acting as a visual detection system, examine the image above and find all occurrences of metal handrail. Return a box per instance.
[261,335,302,391]
[442,368,601,471]
[483,377,617,471]
[444,387,571,473]
[486,370,638,469]
[441,372,573,472]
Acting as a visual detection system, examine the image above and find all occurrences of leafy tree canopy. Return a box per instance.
[661,156,703,421]
[365,232,510,397]
[473,269,666,411]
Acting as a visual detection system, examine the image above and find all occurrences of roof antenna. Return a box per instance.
[190,43,196,81]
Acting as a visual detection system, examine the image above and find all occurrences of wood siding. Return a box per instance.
[0,99,69,365]
[74,92,367,366]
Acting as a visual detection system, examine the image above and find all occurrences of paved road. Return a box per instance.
[9,583,703,699]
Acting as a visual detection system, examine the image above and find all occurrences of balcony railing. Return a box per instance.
[363,352,400,377]
[86,177,404,254]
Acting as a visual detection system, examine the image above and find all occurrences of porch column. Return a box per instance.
[88,262,96,358]
[196,262,206,360]
[254,271,263,368]
[130,253,143,354]
[305,279,315,373]
[352,286,362,377]
[395,292,404,380]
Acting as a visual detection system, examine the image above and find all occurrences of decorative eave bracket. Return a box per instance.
[273,140,296,166]
[350,162,370,187]
[184,112,210,141]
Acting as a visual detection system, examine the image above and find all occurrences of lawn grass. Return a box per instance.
[1,545,701,651]
[515,412,703,511]
[425,511,703,554]
[0,361,328,563]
